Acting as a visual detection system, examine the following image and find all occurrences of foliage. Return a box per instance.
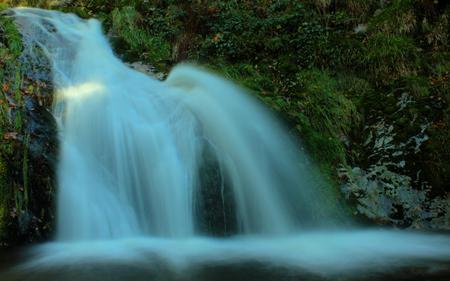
[338,113,448,229]
[339,164,449,230]
[369,0,417,35]
[361,33,420,85]
[0,3,57,245]
[288,69,360,167]
[110,5,171,66]
[338,75,449,229]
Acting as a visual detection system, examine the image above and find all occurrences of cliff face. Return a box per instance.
[0,4,57,246]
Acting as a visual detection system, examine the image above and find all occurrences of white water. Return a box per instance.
[13,7,339,240]
[6,7,450,280]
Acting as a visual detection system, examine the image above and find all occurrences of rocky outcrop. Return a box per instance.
[0,8,57,246]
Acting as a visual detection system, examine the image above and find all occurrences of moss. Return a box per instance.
[0,4,23,145]
[1,4,57,244]
[337,75,374,106]
[198,63,361,182]
[277,69,361,171]
[0,11,22,58]
[297,70,359,138]
[0,7,18,239]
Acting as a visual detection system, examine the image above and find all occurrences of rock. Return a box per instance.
[0,11,57,246]
[125,61,166,80]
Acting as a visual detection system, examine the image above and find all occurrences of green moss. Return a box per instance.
[276,69,360,171]
[0,13,22,59]
[0,2,20,160]
[202,63,361,185]
[0,4,26,242]
[297,70,359,137]
[337,75,374,106]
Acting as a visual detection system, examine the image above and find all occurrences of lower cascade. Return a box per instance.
[3,7,450,281]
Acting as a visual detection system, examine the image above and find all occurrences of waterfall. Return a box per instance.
[12,7,340,241]
[5,7,450,281]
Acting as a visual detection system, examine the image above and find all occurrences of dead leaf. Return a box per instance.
[2,83,9,93]
[4,132,18,140]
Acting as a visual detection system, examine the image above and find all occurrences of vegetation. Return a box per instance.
[0,0,449,243]
[0,3,56,245]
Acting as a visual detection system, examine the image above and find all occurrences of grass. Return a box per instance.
[362,33,420,85]
[111,6,171,68]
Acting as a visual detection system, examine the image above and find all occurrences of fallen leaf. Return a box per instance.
[4,132,18,140]
[2,83,9,93]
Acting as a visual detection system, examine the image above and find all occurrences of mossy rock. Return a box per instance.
[0,6,57,246]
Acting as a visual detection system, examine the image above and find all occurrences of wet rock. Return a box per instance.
[125,61,166,80]
[0,11,57,246]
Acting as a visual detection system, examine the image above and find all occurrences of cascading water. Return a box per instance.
[13,7,341,240]
[3,7,450,281]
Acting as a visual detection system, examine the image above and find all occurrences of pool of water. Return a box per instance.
[1,254,449,281]
[1,231,449,281]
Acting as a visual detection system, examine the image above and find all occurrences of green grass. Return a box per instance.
[362,33,420,85]
[111,6,171,67]
[369,0,416,35]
